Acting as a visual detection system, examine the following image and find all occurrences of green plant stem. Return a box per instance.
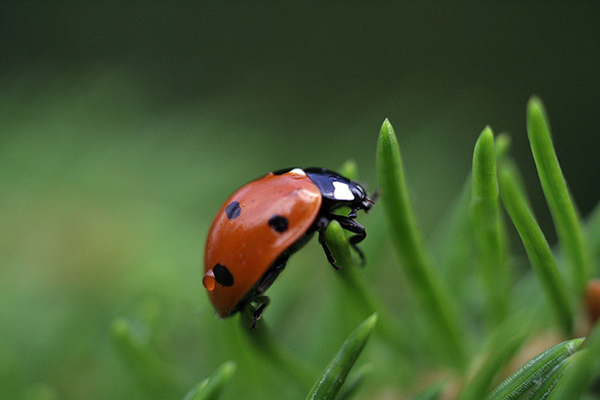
[498,161,573,335]
[376,119,468,370]
[470,126,510,328]
[527,97,591,296]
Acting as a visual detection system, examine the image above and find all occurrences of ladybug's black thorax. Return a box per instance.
[304,167,368,213]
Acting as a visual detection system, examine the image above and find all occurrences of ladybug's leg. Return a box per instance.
[328,214,367,265]
[255,254,289,295]
[251,295,270,329]
[250,254,289,328]
[316,216,342,270]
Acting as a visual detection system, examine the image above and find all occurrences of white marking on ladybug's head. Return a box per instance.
[288,168,306,176]
[333,181,354,201]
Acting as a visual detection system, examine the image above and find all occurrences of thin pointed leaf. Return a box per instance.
[547,321,600,399]
[306,314,377,400]
[528,353,579,400]
[376,119,467,369]
[470,126,510,327]
[527,97,591,295]
[182,361,236,400]
[498,161,573,335]
[486,338,583,400]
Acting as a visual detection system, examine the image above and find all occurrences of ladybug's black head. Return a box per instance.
[345,180,375,217]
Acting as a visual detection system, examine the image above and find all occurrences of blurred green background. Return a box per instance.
[1,3,599,399]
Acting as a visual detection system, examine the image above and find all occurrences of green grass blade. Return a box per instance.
[470,126,510,327]
[110,317,181,397]
[527,97,591,296]
[486,338,583,400]
[528,353,579,400]
[182,361,236,400]
[376,119,467,369]
[547,321,600,399]
[306,314,377,400]
[498,161,573,335]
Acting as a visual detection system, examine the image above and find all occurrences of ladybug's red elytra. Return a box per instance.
[203,167,374,327]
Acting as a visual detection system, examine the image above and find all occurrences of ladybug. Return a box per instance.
[202,167,374,327]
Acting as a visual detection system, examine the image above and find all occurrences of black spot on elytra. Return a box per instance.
[269,215,289,233]
[225,201,241,219]
[213,263,234,286]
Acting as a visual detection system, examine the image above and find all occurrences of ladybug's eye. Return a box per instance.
[351,184,365,200]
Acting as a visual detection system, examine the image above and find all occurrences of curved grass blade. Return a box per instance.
[182,361,236,400]
[306,314,377,400]
[528,352,580,400]
[376,119,467,369]
[470,126,510,327]
[527,97,591,296]
[110,317,181,397]
[498,161,573,335]
[547,320,600,399]
[486,338,583,400]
